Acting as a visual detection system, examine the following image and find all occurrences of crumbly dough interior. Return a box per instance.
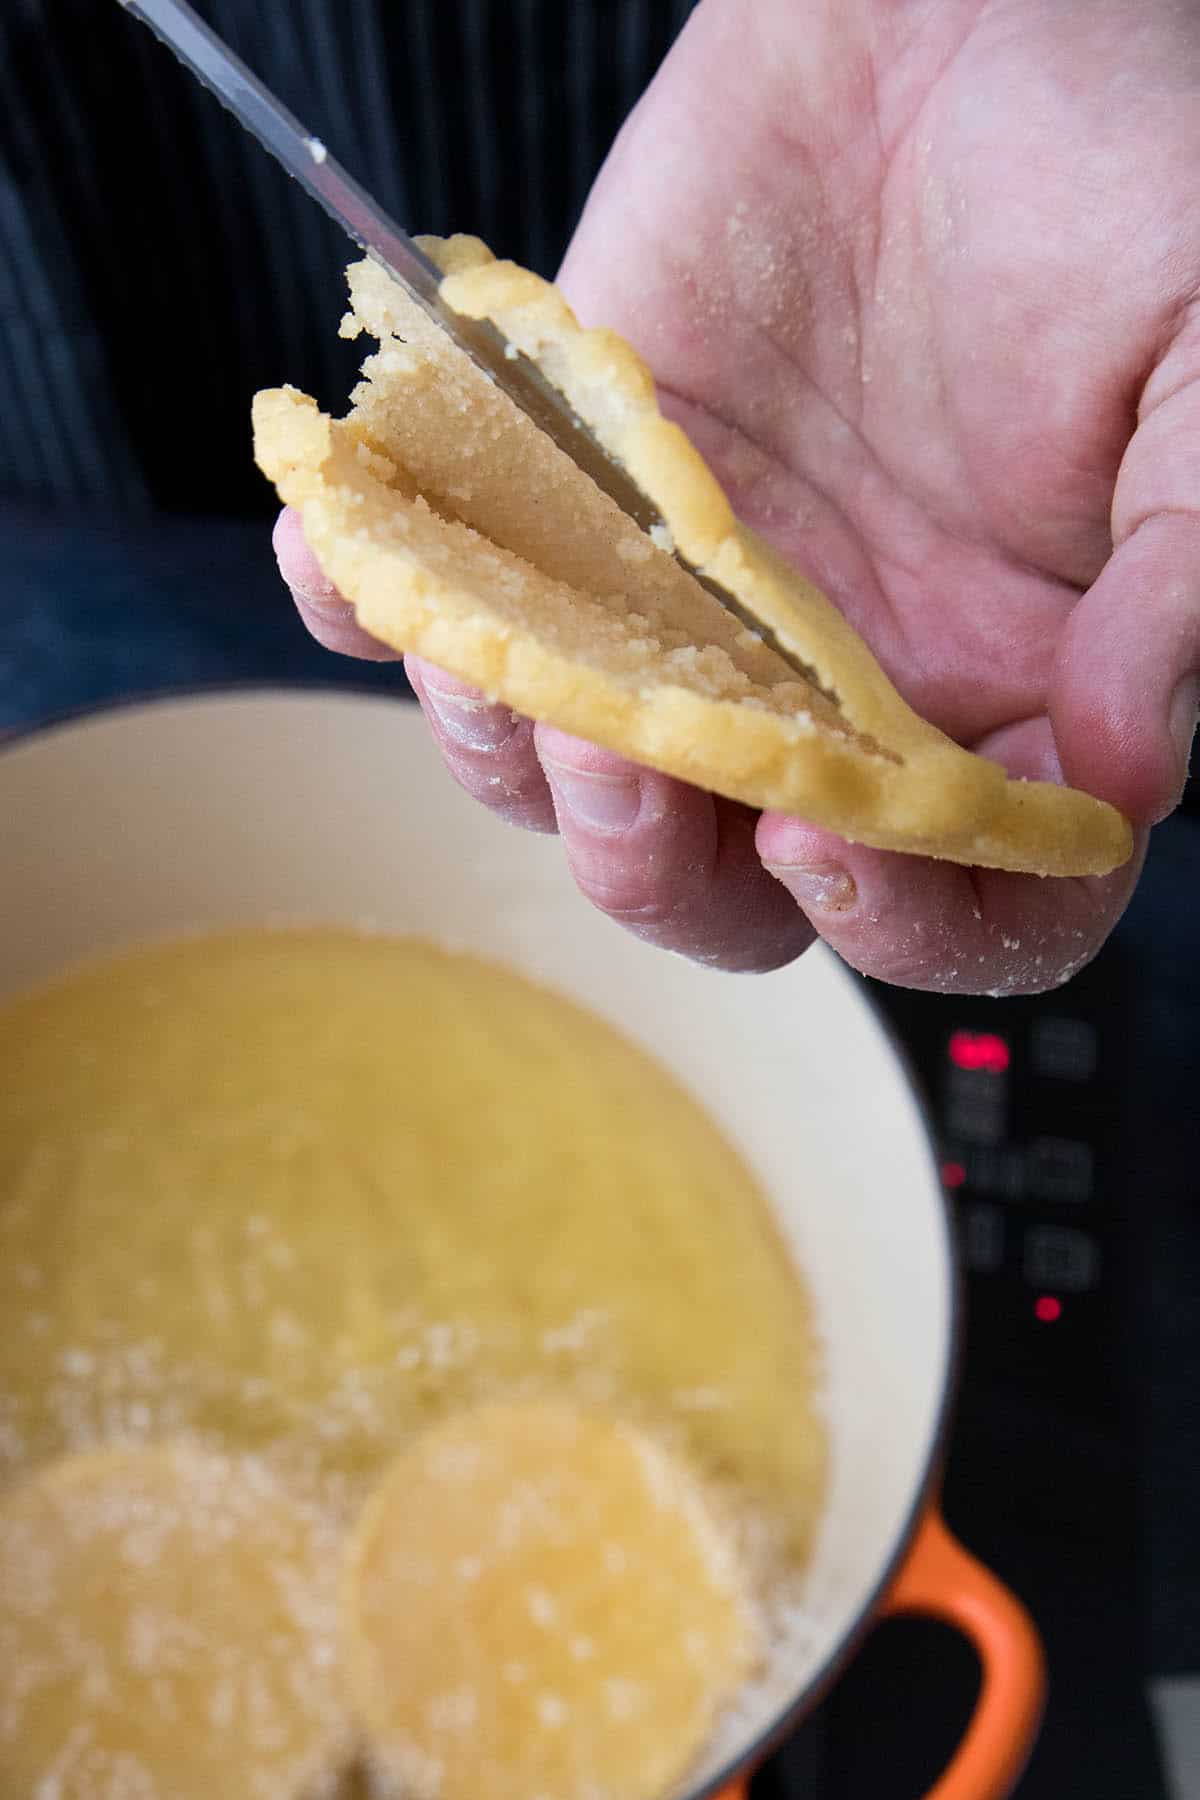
[260,315,833,736]
[344,260,790,679]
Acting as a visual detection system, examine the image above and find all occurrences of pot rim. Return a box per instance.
[0,680,964,1795]
[693,986,964,1797]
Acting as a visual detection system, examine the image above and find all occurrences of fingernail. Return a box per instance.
[770,864,857,913]
[1169,676,1199,783]
[422,682,518,752]
[543,760,642,835]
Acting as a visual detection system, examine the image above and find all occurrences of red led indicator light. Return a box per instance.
[941,1161,967,1189]
[948,1029,1011,1075]
[1034,1295,1063,1323]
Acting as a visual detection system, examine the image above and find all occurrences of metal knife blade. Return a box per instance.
[117,0,812,679]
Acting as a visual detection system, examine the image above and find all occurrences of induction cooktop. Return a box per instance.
[756,803,1200,1798]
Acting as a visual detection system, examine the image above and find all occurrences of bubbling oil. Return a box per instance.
[0,924,825,1571]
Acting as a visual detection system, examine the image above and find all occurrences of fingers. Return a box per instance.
[409,669,815,967]
[275,512,1148,990]
[274,508,557,830]
[405,657,558,835]
[272,509,401,663]
[536,728,814,973]
[1051,511,1200,825]
[759,828,1142,995]
[275,512,813,967]
[757,719,1148,995]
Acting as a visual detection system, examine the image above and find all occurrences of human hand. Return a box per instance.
[277,0,1200,991]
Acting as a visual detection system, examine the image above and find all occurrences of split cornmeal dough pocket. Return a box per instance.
[253,234,1131,878]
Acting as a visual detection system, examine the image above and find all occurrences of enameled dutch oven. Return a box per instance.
[0,690,1045,1799]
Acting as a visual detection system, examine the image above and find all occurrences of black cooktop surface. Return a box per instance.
[756,808,1200,1797]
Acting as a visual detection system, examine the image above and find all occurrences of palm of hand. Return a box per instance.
[565,0,1199,814]
[282,0,1200,989]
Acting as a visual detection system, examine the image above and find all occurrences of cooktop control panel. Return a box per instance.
[754,938,1167,1799]
[891,959,1123,1434]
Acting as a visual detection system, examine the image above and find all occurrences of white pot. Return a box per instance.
[0,690,1044,1800]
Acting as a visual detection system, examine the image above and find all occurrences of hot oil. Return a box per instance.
[0,927,825,1568]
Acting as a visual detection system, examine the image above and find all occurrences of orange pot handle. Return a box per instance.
[881,1508,1045,1800]
[710,1507,1045,1800]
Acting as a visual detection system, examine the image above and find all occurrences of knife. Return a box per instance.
[117,0,811,678]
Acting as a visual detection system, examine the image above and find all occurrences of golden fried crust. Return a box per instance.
[0,1446,350,1799]
[339,1402,759,1800]
[253,235,1132,876]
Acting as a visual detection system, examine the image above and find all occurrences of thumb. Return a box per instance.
[1052,511,1200,824]
[1052,344,1200,825]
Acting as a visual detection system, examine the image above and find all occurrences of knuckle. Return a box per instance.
[569,865,685,930]
[441,752,557,833]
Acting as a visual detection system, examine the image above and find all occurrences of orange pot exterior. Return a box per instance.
[713,1507,1046,1800]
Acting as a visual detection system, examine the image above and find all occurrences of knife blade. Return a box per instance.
[117,0,813,679]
